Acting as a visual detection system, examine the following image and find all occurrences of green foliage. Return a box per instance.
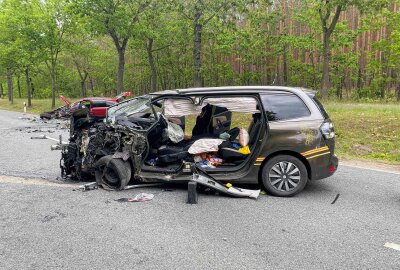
[0,0,399,102]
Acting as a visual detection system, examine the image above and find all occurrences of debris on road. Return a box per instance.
[124,183,163,190]
[192,172,260,199]
[331,193,340,204]
[31,134,67,144]
[384,242,400,251]
[115,193,155,202]
[73,182,98,191]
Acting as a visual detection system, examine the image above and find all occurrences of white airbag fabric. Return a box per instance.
[164,97,259,117]
[188,139,224,154]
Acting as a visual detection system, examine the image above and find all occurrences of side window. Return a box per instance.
[261,93,310,121]
[106,101,117,107]
[91,101,107,108]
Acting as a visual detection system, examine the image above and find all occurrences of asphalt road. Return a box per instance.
[0,109,69,179]
[1,109,400,269]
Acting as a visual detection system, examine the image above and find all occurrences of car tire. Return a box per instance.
[95,155,131,190]
[261,155,308,197]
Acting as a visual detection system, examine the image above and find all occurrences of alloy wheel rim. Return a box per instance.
[268,161,301,192]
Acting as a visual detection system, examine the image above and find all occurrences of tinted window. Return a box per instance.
[261,93,310,121]
[92,101,112,108]
[106,101,117,107]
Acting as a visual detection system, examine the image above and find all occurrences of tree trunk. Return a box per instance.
[7,69,13,104]
[51,62,56,108]
[89,76,94,94]
[81,81,86,97]
[0,83,3,98]
[397,79,400,102]
[117,48,125,94]
[193,7,203,87]
[380,80,385,99]
[336,77,343,100]
[30,79,35,98]
[25,68,32,107]
[17,75,21,98]
[147,38,157,92]
[282,43,288,85]
[321,34,331,98]
[319,5,342,99]
[74,61,88,97]
[356,65,362,97]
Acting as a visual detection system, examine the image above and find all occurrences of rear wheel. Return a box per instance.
[261,155,308,197]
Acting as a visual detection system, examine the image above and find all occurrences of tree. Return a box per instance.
[313,0,392,98]
[176,0,249,87]
[77,0,151,94]
[35,0,73,108]
[15,0,44,107]
[65,29,97,97]
[317,0,344,98]
[0,0,21,104]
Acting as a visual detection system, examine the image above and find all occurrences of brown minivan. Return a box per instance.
[61,86,338,197]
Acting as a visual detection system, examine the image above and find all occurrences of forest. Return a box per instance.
[0,0,400,108]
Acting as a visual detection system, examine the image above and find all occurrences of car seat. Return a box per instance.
[192,104,231,137]
[218,141,248,162]
[248,113,262,147]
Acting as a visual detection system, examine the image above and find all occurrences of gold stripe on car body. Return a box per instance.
[306,151,331,160]
[301,146,329,156]
[254,163,262,166]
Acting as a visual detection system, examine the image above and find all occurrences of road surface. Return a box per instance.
[0,109,399,269]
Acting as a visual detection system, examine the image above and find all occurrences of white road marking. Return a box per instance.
[384,242,400,251]
[0,175,78,188]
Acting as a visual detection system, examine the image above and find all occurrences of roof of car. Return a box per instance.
[82,97,117,102]
[152,86,317,96]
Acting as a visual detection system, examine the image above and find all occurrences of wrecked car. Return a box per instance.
[40,92,132,120]
[59,86,338,197]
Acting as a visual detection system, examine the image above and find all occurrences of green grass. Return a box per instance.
[325,103,400,164]
[0,98,64,115]
[1,98,399,164]
[0,98,77,115]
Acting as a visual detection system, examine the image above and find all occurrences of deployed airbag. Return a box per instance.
[188,138,224,154]
[164,97,259,117]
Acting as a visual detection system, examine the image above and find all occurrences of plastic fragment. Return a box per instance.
[115,193,154,203]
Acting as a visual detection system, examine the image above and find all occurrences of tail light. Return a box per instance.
[320,121,335,139]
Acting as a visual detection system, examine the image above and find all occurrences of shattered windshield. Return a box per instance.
[107,96,154,123]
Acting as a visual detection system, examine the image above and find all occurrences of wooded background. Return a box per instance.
[0,0,399,108]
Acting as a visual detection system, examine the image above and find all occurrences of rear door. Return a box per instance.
[259,91,324,156]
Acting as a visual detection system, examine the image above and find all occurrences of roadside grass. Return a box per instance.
[325,103,400,164]
[0,98,69,115]
[1,98,399,164]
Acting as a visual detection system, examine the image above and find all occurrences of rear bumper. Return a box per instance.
[310,154,338,180]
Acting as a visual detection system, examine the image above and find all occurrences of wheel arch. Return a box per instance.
[258,150,312,182]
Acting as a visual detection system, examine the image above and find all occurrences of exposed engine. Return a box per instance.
[60,108,146,183]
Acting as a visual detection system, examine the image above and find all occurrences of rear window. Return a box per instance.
[312,97,329,119]
[261,93,310,121]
